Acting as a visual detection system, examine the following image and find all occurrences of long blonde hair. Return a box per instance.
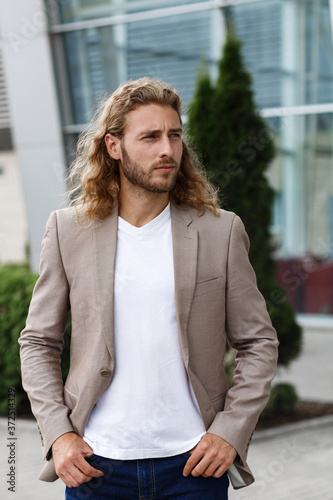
[68,77,220,220]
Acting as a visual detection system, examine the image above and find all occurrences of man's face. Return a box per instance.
[108,104,183,194]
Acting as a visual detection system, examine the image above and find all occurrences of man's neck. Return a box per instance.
[118,188,170,227]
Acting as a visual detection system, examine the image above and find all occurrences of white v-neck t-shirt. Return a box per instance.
[83,203,206,459]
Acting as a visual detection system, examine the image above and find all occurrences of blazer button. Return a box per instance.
[100,368,111,377]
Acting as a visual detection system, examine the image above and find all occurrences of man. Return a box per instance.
[19,77,279,499]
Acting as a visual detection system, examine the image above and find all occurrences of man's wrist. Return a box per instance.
[52,431,77,451]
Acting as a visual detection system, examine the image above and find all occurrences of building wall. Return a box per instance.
[0,24,27,265]
[0,151,28,263]
[0,0,68,272]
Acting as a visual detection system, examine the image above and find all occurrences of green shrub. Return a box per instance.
[0,264,38,415]
[0,264,71,416]
[262,382,298,418]
[187,36,302,367]
[223,344,237,387]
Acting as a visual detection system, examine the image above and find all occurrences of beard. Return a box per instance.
[120,142,180,194]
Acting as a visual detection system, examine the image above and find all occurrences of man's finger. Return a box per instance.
[56,454,103,487]
[213,463,228,478]
[60,470,82,489]
[190,456,213,477]
[60,459,102,488]
[183,450,203,476]
[199,459,224,478]
[76,454,104,479]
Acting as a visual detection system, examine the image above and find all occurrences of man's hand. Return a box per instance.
[52,432,104,488]
[183,433,237,479]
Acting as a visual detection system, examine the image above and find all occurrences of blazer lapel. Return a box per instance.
[171,203,198,368]
[93,202,118,360]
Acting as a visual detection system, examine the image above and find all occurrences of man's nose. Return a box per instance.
[159,137,174,157]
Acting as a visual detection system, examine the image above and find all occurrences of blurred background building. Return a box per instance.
[0,0,333,320]
[0,30,27,263]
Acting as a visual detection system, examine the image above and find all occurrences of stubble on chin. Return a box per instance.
[120,144,179,194]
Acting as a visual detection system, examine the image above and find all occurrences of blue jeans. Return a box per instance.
[65,452,229,499]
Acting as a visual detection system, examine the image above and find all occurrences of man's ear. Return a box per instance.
[105,133,121,160]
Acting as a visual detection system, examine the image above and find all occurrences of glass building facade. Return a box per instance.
[47,0,333,315]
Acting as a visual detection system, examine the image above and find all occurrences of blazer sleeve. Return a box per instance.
[19,211,74,460]
[207,214,279,466]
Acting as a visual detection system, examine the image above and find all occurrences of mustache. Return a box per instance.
[153,158,179,168]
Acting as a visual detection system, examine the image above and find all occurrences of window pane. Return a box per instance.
[268,112,333,314]
[62,26,122,124]
[58,8,218,123]
[127,10,213,106]
[304,113,333,257]
[229,0,333,108]
[305,1,333,105]
[52,0,208,25]
[227,1,283,108]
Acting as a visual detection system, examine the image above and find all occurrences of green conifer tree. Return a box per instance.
[187,36,302,366]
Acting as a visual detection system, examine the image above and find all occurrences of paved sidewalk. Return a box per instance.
[1,416,332,500]
[229,416,333,500]
[274,327,333,402]
[1,418,65,499]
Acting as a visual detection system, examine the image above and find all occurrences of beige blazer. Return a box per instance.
[19,201,278,489]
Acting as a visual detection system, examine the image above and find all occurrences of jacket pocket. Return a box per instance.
[210,392,227,412]
[63,385,78,411]
[193,277,222,297]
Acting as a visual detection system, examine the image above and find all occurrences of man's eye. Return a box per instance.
[171,133,181,139]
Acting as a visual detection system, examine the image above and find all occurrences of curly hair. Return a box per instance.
[68,77,220,220]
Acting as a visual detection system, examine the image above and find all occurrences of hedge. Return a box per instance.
[0,264,70,416]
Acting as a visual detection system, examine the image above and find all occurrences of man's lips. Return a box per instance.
[155,164,176,171]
